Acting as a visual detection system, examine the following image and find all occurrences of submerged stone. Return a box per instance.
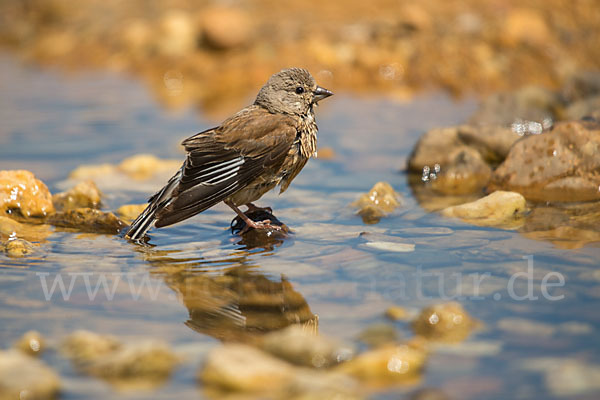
[0,170,55,218]
[52,180,102,211]
[199,343,296,392]
[200,343,358,397]
[352,182,402,224]
[62,330,179,389]
[3,238,35,258]
[440,191,526,228]
[259,325,355,368]
[48,208,126,234]
[337,339,427,384]
[0,350,60,400]
[0,216,53,242]
[412,302,478,343]
[357,323,400,348]
[14,330,45,356]
[62,330,121,362]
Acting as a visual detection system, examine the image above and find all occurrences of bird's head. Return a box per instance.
[255,68,333,115]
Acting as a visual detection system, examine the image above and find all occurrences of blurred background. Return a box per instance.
[2,0,599,117]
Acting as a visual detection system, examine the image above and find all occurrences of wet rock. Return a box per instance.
[62,330,121,362]
[48,208,126,234]
[412,302,478,343]
[0,216,53,242]
[116,203,146,222]
[0,349,60,400]
[469,86,560,127]
[200,343,296,392]
[408,125,519,176]
[430,146,492,195]
[352,182,402,224]
[84,341,180,387]
[14,330,45,356]
[117,154,181,180]
[200,343,357,396]
[385,306,409,321]
[0,170,54,218]
[358,323,399,348]
[456,125,520,164]
[259,325,354,368]
[52,180,102,211]
[201,7,252,50]
[62,330,179,388]
[3,238,35,258]
[337,339,427,384]
[489,120,600,201]
[440,191,526,228]
[157,10,197,57]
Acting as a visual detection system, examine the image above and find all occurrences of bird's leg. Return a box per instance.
[245,203,273,213]
[225,200,281,234]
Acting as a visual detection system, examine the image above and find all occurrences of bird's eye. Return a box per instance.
[295,86,304,94]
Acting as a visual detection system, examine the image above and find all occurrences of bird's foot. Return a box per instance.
[245,203,273,214]
[239,219,282,235]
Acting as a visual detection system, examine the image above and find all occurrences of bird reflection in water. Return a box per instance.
[134,216,317,342]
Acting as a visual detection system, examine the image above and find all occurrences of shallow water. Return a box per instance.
[1,55,599,399]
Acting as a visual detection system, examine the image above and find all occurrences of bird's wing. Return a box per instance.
[154,107,298,228]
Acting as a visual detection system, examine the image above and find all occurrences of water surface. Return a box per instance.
[1,55,599,399]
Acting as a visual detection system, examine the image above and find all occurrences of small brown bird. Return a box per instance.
[125,68,333,241]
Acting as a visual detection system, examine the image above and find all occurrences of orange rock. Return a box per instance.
[0,170,55,218]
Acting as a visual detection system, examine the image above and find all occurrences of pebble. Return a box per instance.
[352,182,402,224]
[440,191,526,228]
[337,339,427,384]
[412,302,478,343]
[0,350,60,400]
[259,325,355,368]
[14,330,45,356]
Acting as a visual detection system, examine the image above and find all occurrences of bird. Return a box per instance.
[125,68,333,241]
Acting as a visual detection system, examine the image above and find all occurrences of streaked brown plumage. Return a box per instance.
[125,68,333,241]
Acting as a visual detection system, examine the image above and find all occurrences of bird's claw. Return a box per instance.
[239,219,282,235]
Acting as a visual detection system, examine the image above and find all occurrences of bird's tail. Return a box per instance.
[124,166,183,242]
[124,204,158,241]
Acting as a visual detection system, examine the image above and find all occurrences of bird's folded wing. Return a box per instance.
[154,108,297,227]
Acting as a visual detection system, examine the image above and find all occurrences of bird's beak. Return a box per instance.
[313,86,334,103]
